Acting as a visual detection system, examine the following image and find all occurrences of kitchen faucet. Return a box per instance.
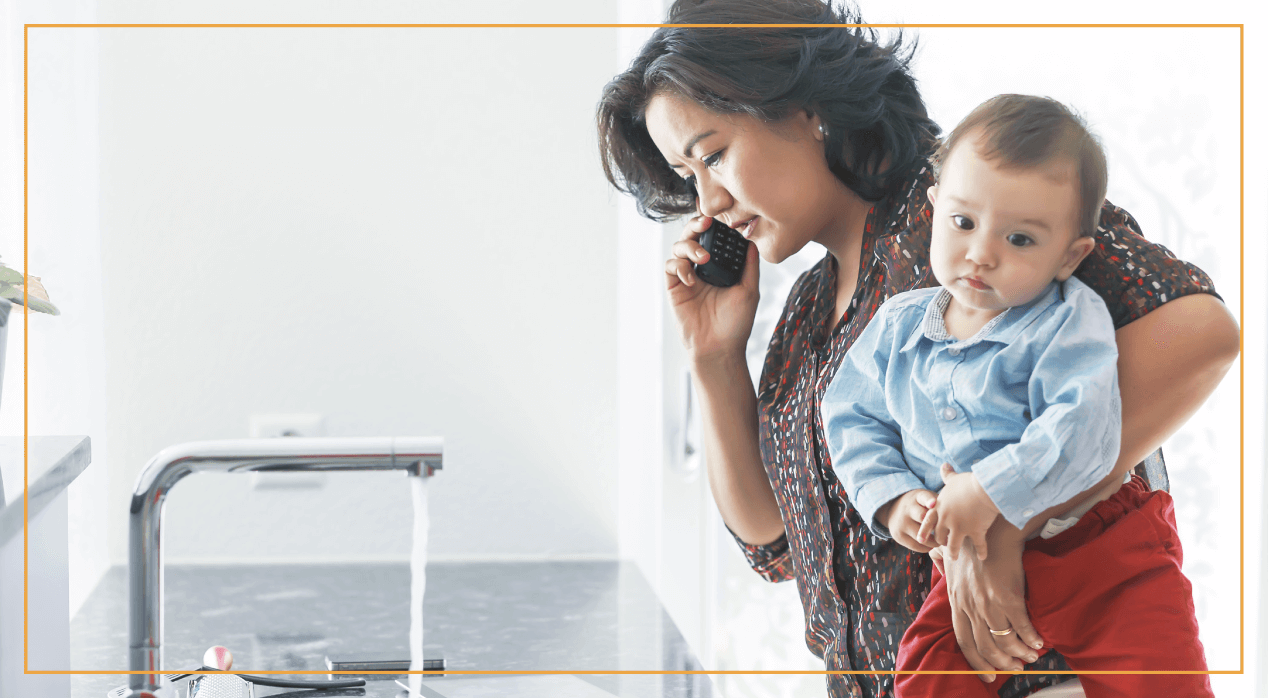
[120,437,442,697]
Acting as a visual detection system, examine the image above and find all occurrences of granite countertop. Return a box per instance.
[0,435,92,546]
[71,561,715,698]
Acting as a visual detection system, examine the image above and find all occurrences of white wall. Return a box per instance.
[614,10,666,595]
[2,0,111,619]
[89,2,623,565]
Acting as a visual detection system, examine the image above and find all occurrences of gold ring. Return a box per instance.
[989,627,1014,636]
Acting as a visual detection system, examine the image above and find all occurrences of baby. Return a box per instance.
[821,94,1211,697]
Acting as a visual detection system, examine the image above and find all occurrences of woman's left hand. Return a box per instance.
[941,525,1044,682]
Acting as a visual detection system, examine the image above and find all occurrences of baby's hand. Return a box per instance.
[927,545,947,575]
[879,489,938,553]
[924,463,999,561]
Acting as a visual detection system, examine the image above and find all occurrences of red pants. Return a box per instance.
[895,476,1212,698]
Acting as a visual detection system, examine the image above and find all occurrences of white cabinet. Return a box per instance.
[0,436,90,697]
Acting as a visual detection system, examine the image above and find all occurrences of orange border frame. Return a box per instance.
[19,22,1245,681]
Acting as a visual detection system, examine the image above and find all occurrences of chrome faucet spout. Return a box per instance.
[123,437,442,695]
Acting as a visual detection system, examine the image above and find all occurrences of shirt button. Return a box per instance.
[948,346,960,356]
[1023,509,1035,517]
[942,407,957,421]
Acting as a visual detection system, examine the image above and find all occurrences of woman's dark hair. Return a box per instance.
[596,0,941,222]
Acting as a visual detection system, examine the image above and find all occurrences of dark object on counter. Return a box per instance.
[693,220,748,287]
[231,670,366,690]
[325,657,445,680]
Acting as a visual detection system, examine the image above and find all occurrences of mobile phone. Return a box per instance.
[694,219,748,287]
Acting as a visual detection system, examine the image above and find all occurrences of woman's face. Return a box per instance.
[643,92,860,264]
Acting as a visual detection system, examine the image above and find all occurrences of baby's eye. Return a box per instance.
[1006,233,1035,247]
[682,173,697,189]
[951,215,974,230]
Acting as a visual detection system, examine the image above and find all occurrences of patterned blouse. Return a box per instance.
[735,161,1220,698]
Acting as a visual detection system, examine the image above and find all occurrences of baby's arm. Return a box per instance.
[967,282,1123,533]
[822,301,928,543]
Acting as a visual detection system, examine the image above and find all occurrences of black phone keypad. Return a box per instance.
[694,220,748,287]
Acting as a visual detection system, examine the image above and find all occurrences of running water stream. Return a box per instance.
[408,474,429,696]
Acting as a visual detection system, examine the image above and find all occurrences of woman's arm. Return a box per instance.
[665,215,784,545]
[944,293,1240,680]
[692,350,785,544]
[1113,294,1241,474]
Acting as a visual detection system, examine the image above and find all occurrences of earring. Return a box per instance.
[819,123,827,136]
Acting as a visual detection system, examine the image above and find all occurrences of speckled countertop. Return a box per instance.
[71,561,714,698]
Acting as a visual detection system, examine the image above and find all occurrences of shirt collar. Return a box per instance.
[810,208,882,350]
[916,281,1063,349]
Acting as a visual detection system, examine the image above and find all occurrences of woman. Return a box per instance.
[596,1,1240,696]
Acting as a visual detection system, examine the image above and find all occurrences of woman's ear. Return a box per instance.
[1056,236,1097,280]
[927,185,938,206]
[808,111,825,142]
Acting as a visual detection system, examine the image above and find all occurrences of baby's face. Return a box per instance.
[928,136,1094,316]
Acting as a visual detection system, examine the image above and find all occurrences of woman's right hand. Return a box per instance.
[667,215,782,545]
[665,214,761,361]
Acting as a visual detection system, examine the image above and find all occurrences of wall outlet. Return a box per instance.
[249,413,327,490]
[249,413,326,439]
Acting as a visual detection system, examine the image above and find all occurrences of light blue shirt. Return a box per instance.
[821,277,1121,534]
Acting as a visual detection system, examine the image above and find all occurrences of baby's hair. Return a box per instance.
[935,95,1108,237]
